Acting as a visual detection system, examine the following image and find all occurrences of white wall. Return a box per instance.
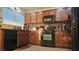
[0,7,2,17]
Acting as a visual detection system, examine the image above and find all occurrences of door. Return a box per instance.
[71,7,79,51]
[41,32,55,47]
[31,13,36,23]
[0,30,4,50]
[25,13,31,24]
[56,8,69,21]
[36,12,43,23]
[49,9,56,15]
[43,10,50,16]
[29,31,36,44]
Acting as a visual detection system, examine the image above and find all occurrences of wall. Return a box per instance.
[0,7,2,17]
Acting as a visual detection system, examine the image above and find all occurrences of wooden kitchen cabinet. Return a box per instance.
[35,31,40,45]
[55,31,71,48]
[43,9,56,17]
[17,30,29,47]
[56,8,69,22]
[31,12,36,23]
[49,9,56,15]
[29,31,40,45]
[36,12,43,23]
[25,13,31,24]
[0,29,4,50]
[43,10,50,16]
[29,31,36,44]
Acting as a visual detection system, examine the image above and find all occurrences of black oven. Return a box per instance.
[41,32,55,47]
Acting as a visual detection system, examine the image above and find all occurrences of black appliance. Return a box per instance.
[41,31,55,47]
[71,7,79,51]
[4,29,17,51]
[43,16,55,24]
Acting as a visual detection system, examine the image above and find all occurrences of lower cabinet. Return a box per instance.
[55,31,71,48]
[29,31,36,44]
[29,31,40,45]
[0,29,4,50]
[0,29,29,51]
[17,30,29,47]
[35,31,40,45]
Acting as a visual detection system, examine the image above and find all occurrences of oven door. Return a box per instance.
[41,32,55,47]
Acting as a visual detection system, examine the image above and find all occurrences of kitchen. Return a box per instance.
[0,7,78,51]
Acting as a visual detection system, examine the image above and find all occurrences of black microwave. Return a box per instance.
[43,16,55,24]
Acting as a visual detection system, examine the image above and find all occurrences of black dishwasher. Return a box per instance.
[4,29,17,51]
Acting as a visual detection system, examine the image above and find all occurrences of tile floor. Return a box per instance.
[15,45,72,51]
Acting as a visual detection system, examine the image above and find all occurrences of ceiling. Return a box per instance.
[20,7,56,13]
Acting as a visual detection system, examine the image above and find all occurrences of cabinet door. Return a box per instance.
[25,13,31,24]
[29,31,36,44]
[55,32,63,47]
[17,31,22,47]
[0,30,4,50]
[56,8,69,21]
[24,31,29,44]
[31,13,36,23]
[17,31,24,47]
[62,32,71,48]
[35,31,40,45]
[49,9,56,15]
[55,31,71,48]
[43,10,50,16]
[36,12,43,23]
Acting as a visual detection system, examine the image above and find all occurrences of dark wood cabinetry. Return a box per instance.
[0,30,4,50]
[31,13,37,23]
[49,9,56,15]
[43,10,50,16]
[29,31,36,44]
[17,30,29,47]
[36,12,43,23]
[56,8,69,22]
[35,31,40,45]
[25,9,56,24]
[25,13,31,24]
[43,9,56,17]
[55,31,71,48]
[29,31,40,45]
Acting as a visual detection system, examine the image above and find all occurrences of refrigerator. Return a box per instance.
[71,7,79,51]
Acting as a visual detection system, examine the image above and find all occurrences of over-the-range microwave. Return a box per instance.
[43,15,55,24]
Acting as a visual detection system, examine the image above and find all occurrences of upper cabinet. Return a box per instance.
[25,9,57,24]
[25,13,31,24]
[36,11,43,23]
[49,9,56,15]
[56,8,69,22]
[43,9,56,17]
[43,10,50,16]
[31,12,36,23]
[25,12,37,24]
